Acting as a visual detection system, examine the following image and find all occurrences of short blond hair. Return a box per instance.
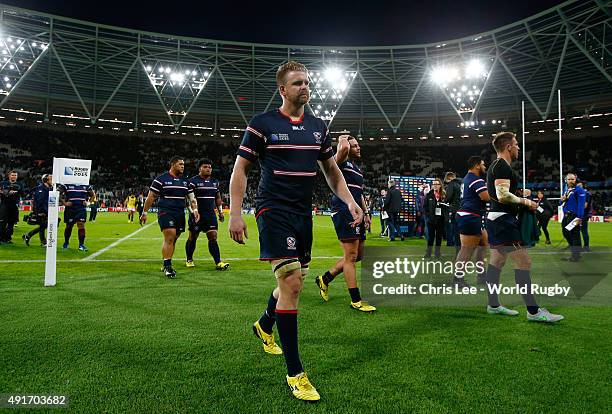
[276,61,308,86]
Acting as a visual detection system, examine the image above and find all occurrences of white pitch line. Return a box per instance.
[81,220,158,261]
[0,255,341,264]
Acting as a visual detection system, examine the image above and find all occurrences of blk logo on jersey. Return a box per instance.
[292,125,305,131]
[287,237,296,250]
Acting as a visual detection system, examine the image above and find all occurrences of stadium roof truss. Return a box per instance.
[0,0,610,136]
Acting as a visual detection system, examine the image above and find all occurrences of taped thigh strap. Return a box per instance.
[272,259,301,279]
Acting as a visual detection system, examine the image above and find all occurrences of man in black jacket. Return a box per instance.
[534,190,553,245]
[0,170,23,244]
[23,174,52,246]
[384,180,404,241]
[444,172,461,250]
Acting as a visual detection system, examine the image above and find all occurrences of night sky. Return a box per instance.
[4,0,566,46]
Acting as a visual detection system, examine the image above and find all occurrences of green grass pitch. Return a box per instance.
[1,212,610,413]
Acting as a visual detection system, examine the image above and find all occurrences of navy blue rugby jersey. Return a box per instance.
[149,172,192,211]
[458,172,487,216]
[237,109,333,216]
[331,160,363,212]
[58,184,93,209]
[188,176,219,213]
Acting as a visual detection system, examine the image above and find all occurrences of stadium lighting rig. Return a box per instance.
[308,67,357,125]
[143,60,212,121]
[0,33,48,95]
[430,58,491,126]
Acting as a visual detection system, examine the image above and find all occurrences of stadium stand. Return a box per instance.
[1,125,609,215]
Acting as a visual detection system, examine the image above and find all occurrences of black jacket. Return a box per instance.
[444,178,462,214]
[535,197,554,218]
[384,186,402,213]
[424,191,449,222]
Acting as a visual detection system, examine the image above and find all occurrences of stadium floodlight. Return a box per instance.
[0,33,48,96]
[324,67,342,83]
[465,59,486,79]
[431,66,459,86]
[170,72,185,83]
[308,66,357,124]
[430,57,491,125]
[143,60,214,124]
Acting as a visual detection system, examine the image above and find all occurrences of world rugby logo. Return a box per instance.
[64,165,89,177]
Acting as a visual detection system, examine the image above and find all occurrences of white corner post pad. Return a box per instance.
[44,190,60,287]
[45,157,93,286]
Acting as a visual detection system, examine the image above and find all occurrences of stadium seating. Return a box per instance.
[0,125,610,215]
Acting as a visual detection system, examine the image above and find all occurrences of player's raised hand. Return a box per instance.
[348,202,364,228]
[229,214,248,244]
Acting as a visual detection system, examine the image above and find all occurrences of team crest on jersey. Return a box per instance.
[313,132,322,143]
[169,220,174,226]
[287,237,296,250]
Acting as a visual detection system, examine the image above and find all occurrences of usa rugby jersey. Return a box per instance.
[331,160,363,212]
[188,175,219,213]
[237,109,333,216]
[458,172,487,217]
[149,172,192,211]
[58,184,93,209]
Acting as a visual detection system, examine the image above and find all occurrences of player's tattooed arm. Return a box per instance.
[362,195,371,229]
[494,179,536,211]
[187,192,200,222]
[318,157,363,226]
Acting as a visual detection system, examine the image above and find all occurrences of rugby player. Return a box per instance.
[453,156,489,287]
[185,158,229,270]
[58,181,95,251]
[125,193,137,223]
[484,132,564,322]
[229,61,362,401]
[315,135,376,312]
[140,156,199,279]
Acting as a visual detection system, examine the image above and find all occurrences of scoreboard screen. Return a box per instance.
[389,175,435,233]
